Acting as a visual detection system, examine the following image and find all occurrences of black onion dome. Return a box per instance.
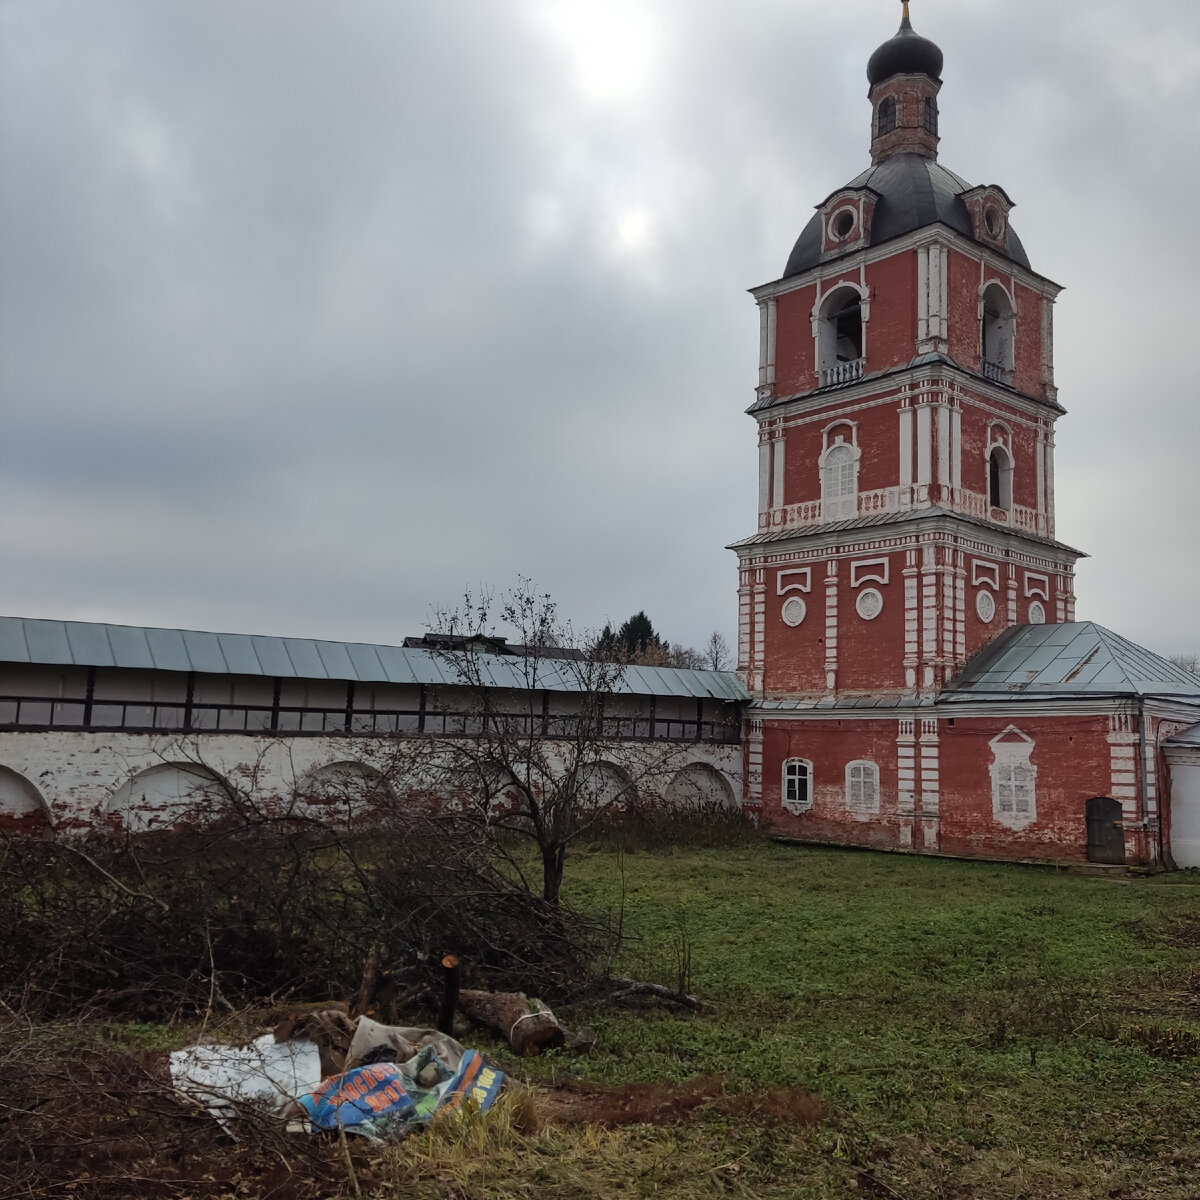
[782,154,1031,278]
[867,11,943,86]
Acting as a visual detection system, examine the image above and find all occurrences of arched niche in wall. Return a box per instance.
[0,765,52,832]
[577,761,637,812]
[665,762,737,811]
[108,762,229,832]
[292,760,390,828]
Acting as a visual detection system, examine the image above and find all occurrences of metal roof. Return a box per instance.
[1165,723,1200,748]
[783,154,1033,278]
[755,694,933,712]
[941,622,1200,700]
[0,616,748,702]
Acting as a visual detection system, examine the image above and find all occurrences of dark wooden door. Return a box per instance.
[1086,797,1126,864]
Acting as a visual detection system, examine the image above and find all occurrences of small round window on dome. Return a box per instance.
[984,206,1002,238]
[831,210,856,240]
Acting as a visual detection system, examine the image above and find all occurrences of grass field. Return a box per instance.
[9,839,1200,1199]
[397,842,1200,1199]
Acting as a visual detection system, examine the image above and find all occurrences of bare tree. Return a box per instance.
[668,643,706,670]
[425,579,681,905]
[704,631,733,672]
[1168,653,1200,677]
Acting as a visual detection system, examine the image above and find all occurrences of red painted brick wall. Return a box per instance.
[1012,281,1044,397]
[781,400,901,507]
[836,560,906,692]
[945,248,981,367]
[864,253,917,372]
[937,715,1113,861]
[774,285,818,395]
[759,718,902,848]
[755,714,1129,865]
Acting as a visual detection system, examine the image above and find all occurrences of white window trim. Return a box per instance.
[782,758,814,815]
[812,283,869,382]
[989,727,1037,829]
[845,760,880,817]
[820,439,861,520]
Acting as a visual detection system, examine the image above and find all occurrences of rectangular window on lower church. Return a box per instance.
[782,758,813,814]
[846,760,880,813]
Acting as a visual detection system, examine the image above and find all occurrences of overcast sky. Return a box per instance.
[2,0,1198,658]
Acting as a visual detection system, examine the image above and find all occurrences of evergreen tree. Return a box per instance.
[617,611,665,659]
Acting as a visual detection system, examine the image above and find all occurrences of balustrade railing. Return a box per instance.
[819,357,864,387]
[981,359,1010,384]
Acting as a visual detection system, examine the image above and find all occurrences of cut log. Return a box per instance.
[604,977,709,1012]
[457,989,565,1056]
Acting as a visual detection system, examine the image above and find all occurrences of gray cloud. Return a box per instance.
[2,0,1197,656]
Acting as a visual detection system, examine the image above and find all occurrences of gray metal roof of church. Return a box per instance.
[941,622,1200,700]
[783,154,1032,278]
[0,617,749,702]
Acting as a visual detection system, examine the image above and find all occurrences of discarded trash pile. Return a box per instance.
[171,1011,504,1142]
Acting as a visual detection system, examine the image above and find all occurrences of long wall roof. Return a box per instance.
[0,617,749,702]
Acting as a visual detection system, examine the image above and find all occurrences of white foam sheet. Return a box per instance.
[169,1034,323,1132]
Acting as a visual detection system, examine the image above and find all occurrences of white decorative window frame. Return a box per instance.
[845,760,880,818]
[1023,572,1050,601]
[781,597,807,627]
[989,727,1037,829]
[812,284,871,387]
[856,588,884,621]
[777,568,812,596]
[986,441,1014,511]
[1027,601,1046,624]
[782,758,814,815]
[827,204,859,243]
[850,558,889,588]
[986,420,1013,450]
[972,560,1001,589]
[820,430,861,521]
[976,589,996,623]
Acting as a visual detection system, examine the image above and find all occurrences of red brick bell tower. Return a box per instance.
[732,4,1084,843]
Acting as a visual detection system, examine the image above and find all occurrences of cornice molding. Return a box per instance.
[750,223,1063,304]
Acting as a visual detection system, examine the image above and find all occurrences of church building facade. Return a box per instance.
[731,6,1200,868]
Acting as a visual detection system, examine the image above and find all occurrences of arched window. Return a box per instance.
[981,283,1014,382]
[816,286,864,386]
[782,758,813,815]
[821,441,859,519]
[846,761,880,814]
[877,96,897,137]
[922,97,938,135]
[988,445,1013,511]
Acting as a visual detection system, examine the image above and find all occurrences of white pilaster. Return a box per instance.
[916,404,932,494]
[824,561,839,692]
[899,405,914,494]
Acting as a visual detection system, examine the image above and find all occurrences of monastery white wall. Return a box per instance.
[0,730,742,831]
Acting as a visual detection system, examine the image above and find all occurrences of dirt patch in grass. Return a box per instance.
[543,1073,826,1128]
[1169,916,1200,949]
[1,1024,371,1200]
